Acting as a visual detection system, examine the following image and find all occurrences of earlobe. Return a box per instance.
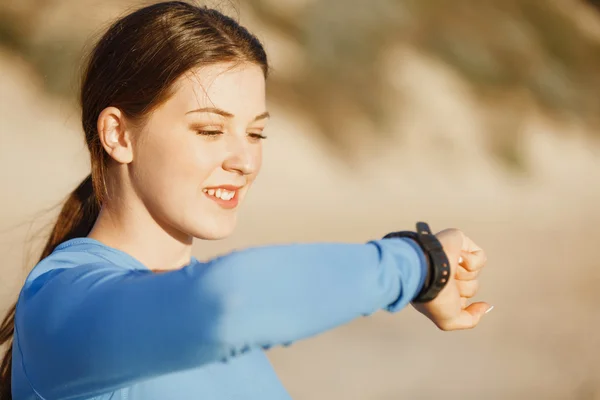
[97,106,134,164]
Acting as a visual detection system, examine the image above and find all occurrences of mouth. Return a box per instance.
[202,185,241,209]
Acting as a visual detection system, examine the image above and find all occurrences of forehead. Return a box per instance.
[170,62,266,114]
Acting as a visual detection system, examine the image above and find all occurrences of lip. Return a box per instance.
[203,185,243,209]
[205,185,243,191]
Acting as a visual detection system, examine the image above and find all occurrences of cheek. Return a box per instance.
[167,145,221,200]
[133,133,218,200]
[249,145,263,182]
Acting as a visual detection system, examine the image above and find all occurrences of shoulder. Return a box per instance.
[16,238,149,323]
[23,237,148,287]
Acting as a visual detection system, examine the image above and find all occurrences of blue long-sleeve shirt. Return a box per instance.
[11,236,428,400]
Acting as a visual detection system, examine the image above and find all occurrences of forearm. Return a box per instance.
[17,238,426,398]
[197,238,428,347]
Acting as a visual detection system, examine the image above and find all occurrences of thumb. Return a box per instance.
[448,302,493,330]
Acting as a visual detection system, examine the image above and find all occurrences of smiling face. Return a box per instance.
[124,62,268,240]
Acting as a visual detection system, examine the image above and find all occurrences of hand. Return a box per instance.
[412,228,492,331]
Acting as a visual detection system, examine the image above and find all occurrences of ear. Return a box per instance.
[97,107,134,164]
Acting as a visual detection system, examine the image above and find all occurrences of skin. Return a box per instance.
[415,228,492,331]
[89,62,268,271]
[88,61,491,330]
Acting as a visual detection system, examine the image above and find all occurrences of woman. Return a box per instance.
[0,2,491,399]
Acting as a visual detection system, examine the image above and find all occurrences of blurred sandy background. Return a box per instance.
[1,0,600,399]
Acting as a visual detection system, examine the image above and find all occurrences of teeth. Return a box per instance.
[203,188,235,201]
[220,190,234,200]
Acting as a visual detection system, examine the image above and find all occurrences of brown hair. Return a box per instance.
[0,2,268,397]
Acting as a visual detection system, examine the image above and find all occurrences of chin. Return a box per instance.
[195,231,234,241]
[188,219,237,240]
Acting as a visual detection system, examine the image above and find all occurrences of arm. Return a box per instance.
[16,238,426,398]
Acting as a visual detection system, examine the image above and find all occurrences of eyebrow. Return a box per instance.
[186,107,270,122]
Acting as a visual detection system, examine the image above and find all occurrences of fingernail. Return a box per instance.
[458,256,463,264]
[485,305,494,314]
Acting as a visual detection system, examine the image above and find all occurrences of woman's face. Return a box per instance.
[128,62,268,240]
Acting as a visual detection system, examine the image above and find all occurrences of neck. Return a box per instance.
[88,199,193,271]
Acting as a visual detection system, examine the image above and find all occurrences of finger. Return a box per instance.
[460,234,483,254]
[444,302,492,331]
[460,248,487,272]
[460,296,468,309]
[456,265,479,281]
[457,279,479,298]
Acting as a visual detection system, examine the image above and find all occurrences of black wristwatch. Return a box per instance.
[383,222,450,303]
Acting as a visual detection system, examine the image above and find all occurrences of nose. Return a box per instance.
[222,134,259,176]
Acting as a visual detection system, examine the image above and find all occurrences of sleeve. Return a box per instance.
[15,238,427,398]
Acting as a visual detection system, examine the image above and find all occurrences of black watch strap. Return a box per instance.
[382,222,450,303]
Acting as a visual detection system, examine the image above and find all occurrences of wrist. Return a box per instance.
[383,222,449,303]
[403,238,431,300]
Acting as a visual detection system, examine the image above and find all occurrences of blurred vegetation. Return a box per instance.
[248,0,600,167]
[1,0,600,167]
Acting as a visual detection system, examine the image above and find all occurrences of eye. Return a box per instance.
[196,130,224,137]
[248,133,267,141]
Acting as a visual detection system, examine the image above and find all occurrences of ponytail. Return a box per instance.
[0,174,99,399]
